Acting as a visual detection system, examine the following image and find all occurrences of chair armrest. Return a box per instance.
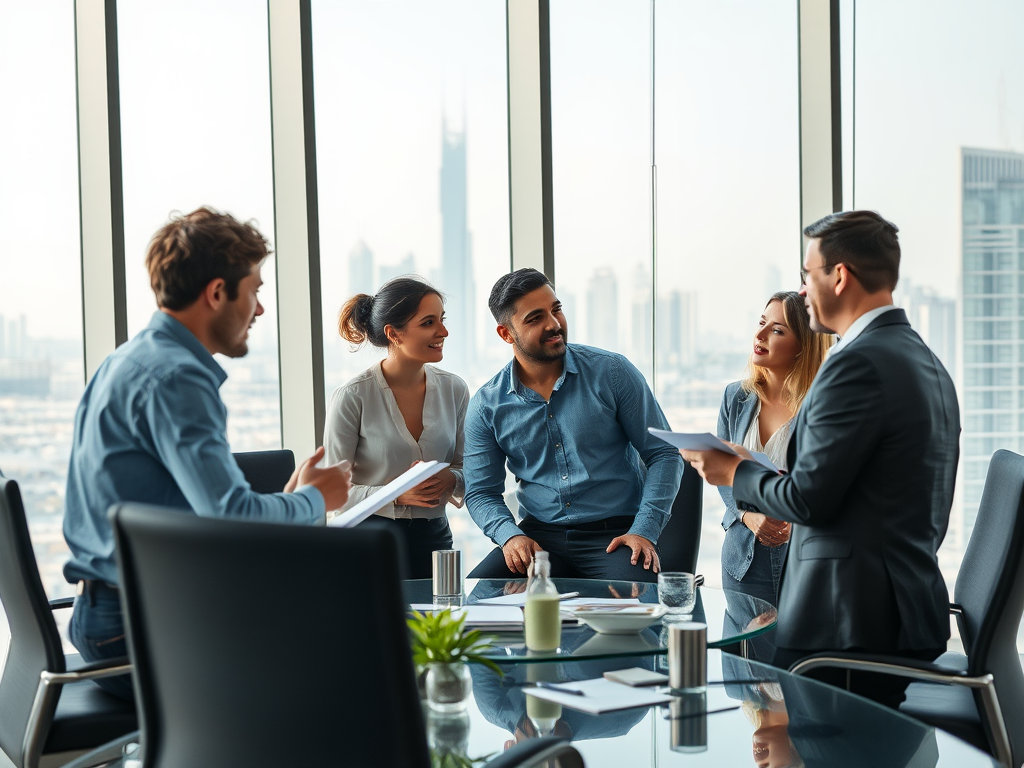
[42,656,132,684]
[485,736,581,768]
[949,602,964,616]
[49,596,75,610]
[58,731,140,768]
[788,651,984,686]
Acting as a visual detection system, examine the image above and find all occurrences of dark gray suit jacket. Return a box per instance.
[733,308,959,652]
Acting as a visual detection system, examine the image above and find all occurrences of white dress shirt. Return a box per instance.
[323,361,468,520]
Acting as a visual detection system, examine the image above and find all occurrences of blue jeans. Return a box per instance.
[69,581,134,701]
[468,516,660,583]
[721,538,785,607]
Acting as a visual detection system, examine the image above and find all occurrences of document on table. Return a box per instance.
[409,604,524,631]
[525,677,673,714]
[648,428,779,473]
[327,461,450,528]
[474,594,641,608]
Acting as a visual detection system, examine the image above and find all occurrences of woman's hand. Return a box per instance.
[395,467,457,508]
[742,512,791,547]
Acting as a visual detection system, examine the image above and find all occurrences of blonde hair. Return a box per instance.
[741,291,834,413]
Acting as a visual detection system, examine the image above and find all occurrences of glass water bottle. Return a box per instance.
[524,551,561,651]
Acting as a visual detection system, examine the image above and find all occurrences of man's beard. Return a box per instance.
[211,310,252,358]
[511,327,568,363]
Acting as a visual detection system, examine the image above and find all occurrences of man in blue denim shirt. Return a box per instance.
[63,208,351,700]
[465,269,683,581]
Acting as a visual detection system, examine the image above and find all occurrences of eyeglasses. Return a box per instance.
[799,265,830,286]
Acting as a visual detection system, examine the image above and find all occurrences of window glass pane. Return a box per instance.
[849,0,1024,649]
[118,0,281,450]
[312,0,510,566]
[654,0,800,588]
[0,0,82,604]
[550,0,652,380]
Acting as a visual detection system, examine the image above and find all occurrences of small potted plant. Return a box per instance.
[408,608,503,712]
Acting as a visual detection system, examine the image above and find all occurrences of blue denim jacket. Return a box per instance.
[717,380,787,585]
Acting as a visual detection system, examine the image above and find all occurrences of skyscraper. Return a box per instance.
[348,240,375,297]
[439,120,475,376]
[631,264,652,370]
[901,278,956,374]
[961,146,1024,533]
[587,268,618,351]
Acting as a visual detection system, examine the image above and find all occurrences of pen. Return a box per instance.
[535,681,586,696]
[557,592,581,601]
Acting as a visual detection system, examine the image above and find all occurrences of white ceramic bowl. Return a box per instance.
[572,606,663,635]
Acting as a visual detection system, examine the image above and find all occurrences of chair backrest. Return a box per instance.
[954,449,1024,764]
[656,464,703,573]
[232,450,296,494]
[0,479,66,767]
[111,504,429,768]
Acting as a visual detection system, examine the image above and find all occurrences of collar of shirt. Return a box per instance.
[505,344,580,398]
[830,304,900,356]
[147,311,228,387]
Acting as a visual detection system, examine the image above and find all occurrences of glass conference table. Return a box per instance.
[403,578,778,663]
[433,649,997,768]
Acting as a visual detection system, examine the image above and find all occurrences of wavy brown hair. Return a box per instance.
[742,291,834,412]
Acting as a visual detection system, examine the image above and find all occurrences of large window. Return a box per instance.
[0,0,82,602]
[550,0,800,587]
[118,0,282,450]
[844,0,1024,595]
[312,0,510,564]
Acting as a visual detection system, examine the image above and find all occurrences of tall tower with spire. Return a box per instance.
[439,118,475,376]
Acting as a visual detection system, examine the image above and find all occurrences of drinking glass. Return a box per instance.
[658,572,696,618]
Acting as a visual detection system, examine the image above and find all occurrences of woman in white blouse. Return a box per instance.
[716,291,834,605]
[324,277,468,578]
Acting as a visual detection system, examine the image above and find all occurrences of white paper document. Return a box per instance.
[409,604,524,631]
[648,428,780,472]
[327,461,450,528]
[525,677,673,714]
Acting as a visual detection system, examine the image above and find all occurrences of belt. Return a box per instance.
[524,515,635,533]
[76,579,119,596]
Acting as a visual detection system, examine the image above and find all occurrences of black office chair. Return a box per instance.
[790,449,1024,768]
[657,463,703,573]
[232,449,295,494]
[0,479,136,768]
[66,504,582,768]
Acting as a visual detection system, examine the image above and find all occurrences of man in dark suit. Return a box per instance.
[683,210,959,709]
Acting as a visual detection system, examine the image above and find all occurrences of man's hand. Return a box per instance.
[742,512,791,547]
[286,446,352,511]
[502,535,543,575]
[395,467,457,508]
[606,534,661,573]
[680,448,744,486]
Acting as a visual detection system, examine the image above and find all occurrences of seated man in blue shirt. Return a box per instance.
[63,207,351,700]
[465,268,683,582]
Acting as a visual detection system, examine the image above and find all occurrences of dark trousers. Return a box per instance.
[69,580,134,701]
[772,645,945,710]
[365,515,453,580]
[468,516,659,583]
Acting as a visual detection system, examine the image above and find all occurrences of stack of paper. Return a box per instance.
[525,678,673,714]
[328,461,450,528]
[648,428,779,472]
[410,604,524,632]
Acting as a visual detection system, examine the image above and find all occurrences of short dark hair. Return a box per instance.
[146,207,270,310]
[803,210,900,293]
[488,268,553,325]
[337,276,443,348]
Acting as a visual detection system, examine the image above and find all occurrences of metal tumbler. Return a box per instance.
[668,692,708,754]
[432,550,463,604]
[668,622,707,693]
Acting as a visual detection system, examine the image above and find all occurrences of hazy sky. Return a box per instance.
[2,0,1024,351]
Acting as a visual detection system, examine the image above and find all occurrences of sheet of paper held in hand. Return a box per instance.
[327,461,450,528]
[648,428,780,473]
